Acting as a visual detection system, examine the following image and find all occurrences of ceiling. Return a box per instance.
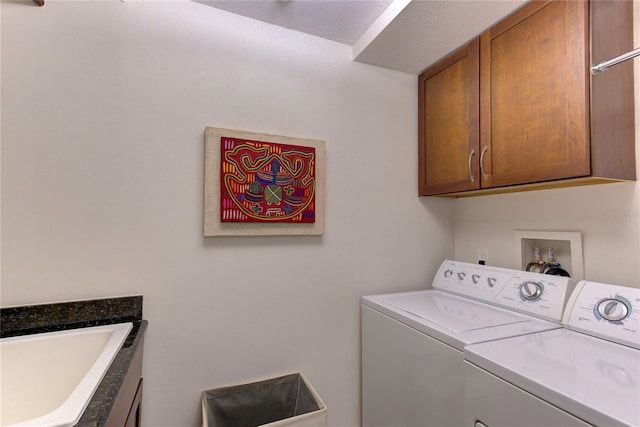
[194,0,529,75]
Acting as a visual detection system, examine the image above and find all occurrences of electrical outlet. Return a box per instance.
[477,248,489,264]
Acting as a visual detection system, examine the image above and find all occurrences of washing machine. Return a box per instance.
[464,280,640,427]
[361,259,577,427]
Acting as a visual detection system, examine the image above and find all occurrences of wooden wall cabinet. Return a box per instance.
[418,0,635,197]
[418,39,480,195]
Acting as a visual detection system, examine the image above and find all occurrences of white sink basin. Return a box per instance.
[0,322,132,427]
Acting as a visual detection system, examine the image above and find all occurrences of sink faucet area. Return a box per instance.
[1,322,132,427]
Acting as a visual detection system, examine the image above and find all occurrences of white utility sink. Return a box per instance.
[0,322,132,427]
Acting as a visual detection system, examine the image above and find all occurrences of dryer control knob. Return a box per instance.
[444,269,453,278]
[596,298,629,322]
[487,277,497,287]
[457,272,466,280]
[472,274,480,284]
[519,281,543,301]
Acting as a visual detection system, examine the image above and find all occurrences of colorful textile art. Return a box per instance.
[220,137,316,223]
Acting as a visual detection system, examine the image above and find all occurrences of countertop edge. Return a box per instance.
[77,319,148,427]
[0,296,143,338]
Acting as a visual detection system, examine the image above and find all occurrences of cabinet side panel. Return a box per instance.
[590,0,636,180]
[106,341,144,427]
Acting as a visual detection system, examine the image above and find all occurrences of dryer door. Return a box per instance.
[464,361,589,427]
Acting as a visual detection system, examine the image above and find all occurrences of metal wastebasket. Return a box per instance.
[202,372,327,427]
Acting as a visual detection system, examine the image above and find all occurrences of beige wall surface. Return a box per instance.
[2,2,639,427]
[454,2,640,288]
[0,1,453,426]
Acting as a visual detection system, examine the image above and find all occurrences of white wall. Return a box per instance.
[454,1,640,288]
[4,1,639,425]
[0,1,454,426]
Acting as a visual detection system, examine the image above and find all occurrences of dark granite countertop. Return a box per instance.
[0,296,147,427]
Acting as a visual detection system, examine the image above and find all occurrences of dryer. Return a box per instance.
[361,259,576,427]
[464,280,640,427]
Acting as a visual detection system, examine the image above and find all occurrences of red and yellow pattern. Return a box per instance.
[220,137,316,223]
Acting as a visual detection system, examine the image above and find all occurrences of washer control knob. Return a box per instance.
[444,269,453,278]
[519,281,543,301]
[472,274,480,284]
[597,298,629,322]
[487,277,497,287]
[457,272,466,280]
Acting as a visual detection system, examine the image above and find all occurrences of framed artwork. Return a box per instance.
[204,127,325,236]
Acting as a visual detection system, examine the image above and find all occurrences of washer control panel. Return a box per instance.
[519,280,544,301]
[563,281,640,349]
[433,260,576,322]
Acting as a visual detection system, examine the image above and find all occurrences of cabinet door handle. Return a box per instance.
[468,149,476,182]
[480,146,489,180]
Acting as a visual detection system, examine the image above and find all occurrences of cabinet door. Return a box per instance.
[480,0,590,188]
[124,379,143,427]
[418,39,479,196]
[106,341,144,427]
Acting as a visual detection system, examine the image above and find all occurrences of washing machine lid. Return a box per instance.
[385,292,525,332]
[362,290,562,351]
[465,328,640,427]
